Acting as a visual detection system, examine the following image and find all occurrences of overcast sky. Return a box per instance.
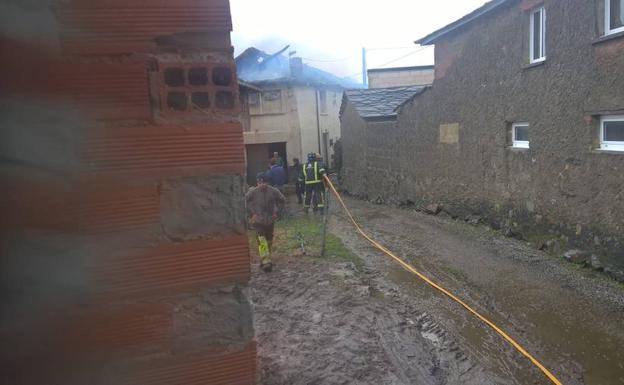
[230,0,488,83]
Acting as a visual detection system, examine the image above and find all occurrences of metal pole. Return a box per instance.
[362,47,368,88]
[320,181,330,257]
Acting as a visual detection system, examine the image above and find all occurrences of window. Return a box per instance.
[606,0,624,35]
[600,115,624,151]
[530,7,546,63]
[247,90,284,115]
[512,123,530,148]
[248,92,261,113]
[261,90,283,114]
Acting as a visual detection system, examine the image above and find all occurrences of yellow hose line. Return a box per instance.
[323,176,563,385]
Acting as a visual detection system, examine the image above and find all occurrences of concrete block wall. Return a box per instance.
[1,0,255,383]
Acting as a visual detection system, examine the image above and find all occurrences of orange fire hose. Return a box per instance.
[323,175,563,385]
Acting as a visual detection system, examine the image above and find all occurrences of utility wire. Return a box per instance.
[366,46,416,51]
[374,46,429,68]
[299,45,425,65]
[341,46,430,80]
[301,56,354,63]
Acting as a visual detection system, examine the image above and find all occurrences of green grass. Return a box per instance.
[249,215,362,268]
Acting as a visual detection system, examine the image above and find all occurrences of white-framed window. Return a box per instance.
[247,89,284,115]
[512,122,530,148]
[530,7,546,63]
[600,115,624,151]
[606,0,624,35]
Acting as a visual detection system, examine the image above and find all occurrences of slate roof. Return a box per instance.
[416,0,513,45]
[342,86,427,121]
[236,47,360,89]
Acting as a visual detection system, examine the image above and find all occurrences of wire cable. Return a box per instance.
[341,46,431,80]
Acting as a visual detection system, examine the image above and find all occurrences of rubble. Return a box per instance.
[424,203,443,215]
[563,249,591,265]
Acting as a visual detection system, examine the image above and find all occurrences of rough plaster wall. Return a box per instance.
[340,102,368,197]
[172,285,254,352]
[160,175,246,241]
[394,0,624,266]
[366,121,399,202]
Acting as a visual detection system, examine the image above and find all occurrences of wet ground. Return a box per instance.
[252,196,624,385]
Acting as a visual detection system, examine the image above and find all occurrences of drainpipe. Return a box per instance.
[315,89,322,155]
[362,47,368,88]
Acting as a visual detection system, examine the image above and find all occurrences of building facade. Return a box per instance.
[340,86,426,200]
[237,48,355,185]
[341,0,624,270]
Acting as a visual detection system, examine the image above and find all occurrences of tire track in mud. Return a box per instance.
[327,197,624,385]
[252,253,501,385]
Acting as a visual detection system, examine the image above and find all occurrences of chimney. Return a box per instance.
[289,57,303,78]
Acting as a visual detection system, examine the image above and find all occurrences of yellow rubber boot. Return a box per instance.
[258,236,272,271]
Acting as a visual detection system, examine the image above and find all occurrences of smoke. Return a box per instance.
[235,45,361,88]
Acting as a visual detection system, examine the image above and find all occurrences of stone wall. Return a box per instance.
[342,0,624,269]
[340,102,369,197]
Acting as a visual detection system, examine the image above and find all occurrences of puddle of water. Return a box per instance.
[386,262,624,385]
[388,264,540,384]
[497,281,624,385]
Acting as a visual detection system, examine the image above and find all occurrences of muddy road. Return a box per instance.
[252,197,624,385]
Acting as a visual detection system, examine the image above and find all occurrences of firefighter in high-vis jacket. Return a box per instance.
[303,152,326,213]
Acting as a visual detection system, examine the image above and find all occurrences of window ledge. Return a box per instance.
[508,146,530,152]
[591,149,624,155]
[523,60,546,70]
[593,30,624,45]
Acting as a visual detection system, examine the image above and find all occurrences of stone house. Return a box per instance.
[340,86,427,199]
[236,47,357,185]
[341,0,624,269]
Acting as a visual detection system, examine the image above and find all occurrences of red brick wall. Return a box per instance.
[1,1,255,383]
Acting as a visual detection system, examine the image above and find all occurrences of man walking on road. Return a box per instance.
[246,172,285,272]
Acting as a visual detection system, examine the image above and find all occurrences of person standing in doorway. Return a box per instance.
[266,158,286,193]
[272,151,287,181]
[303,152,326,213]
[245,172,285,272]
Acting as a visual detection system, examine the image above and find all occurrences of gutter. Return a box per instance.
[415,0,513,45]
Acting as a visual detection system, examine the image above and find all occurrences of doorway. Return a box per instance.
[245,142,287,186]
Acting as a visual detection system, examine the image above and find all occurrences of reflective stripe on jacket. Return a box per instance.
[303,161,325,184]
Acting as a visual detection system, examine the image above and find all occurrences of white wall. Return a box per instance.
[368,68,434,88]
[294,86,342,167]
[243,84,343,168]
